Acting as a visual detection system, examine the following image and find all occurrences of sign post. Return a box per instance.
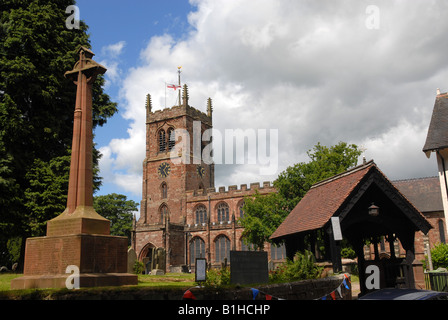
[330,217,343,273]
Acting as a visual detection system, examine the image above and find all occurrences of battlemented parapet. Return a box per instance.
[149,104,212,126]
[146,84,212,126]
[185,181,276,228]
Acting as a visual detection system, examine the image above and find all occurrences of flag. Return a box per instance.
[344,273,351,283]
[182,289,196,300]
[336,286,342,298]
[266,294,272,300]
[251,288,259,300]
[343,278,350,290]
[330,291,336,300]
[167,84,181,90]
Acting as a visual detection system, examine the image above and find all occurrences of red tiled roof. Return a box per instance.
[270,161,375,240]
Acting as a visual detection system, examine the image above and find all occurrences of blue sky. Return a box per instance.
[77,0,194,145]
[73,1,448,217]
[76,0,196,206]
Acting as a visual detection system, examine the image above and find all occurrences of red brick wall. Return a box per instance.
[24,234,128,275]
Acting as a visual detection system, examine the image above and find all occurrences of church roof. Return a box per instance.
[393,176,443,213]
[270,160,432,240]
[423,93,448,154]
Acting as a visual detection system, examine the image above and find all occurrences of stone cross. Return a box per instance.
[11,47,138,289]
[46,46,109,236]
[64,46,105,213]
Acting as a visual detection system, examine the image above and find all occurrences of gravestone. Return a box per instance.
[230,251,268,285]
[127,248,137,273]
[150,247,166,275]
[195,258,207,282]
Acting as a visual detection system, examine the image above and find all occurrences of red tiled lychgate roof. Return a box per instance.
[270,161,375,240]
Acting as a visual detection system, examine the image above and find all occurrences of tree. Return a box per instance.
[241,192,288,251]
[0,0,117,267]
[274,142,362,211]
[241,142,361,249]
[93,194,139,245]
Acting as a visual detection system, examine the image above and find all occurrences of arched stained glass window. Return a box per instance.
[217,202,229,223]
[270,243,286,260]
[238,201,245,219]
[190,237,205,263]
[195,205,207,225]
[215,235,230,263]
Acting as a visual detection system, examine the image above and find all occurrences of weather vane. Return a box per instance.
[359,145,367,164]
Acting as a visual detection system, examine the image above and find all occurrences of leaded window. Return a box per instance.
[217,202,229,223]
[215,235,230,263]
[190,237,205,263]
[195,205,207,225]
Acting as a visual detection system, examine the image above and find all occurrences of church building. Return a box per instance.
[132,84,447,278]
[133,85,279,272]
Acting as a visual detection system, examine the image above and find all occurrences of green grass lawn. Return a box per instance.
[0,272,196,292]
[0,273,22,291]
[137,273,196,287]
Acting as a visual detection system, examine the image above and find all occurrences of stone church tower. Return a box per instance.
[135,84,215,269]
[134,85,278,273]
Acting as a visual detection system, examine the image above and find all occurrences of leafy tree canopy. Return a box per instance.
[241,142,362,250]
[94,194,138,245]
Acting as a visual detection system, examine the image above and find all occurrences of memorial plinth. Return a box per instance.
[11,47,137,289]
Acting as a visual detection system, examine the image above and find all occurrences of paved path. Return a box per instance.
[351,281,360,299]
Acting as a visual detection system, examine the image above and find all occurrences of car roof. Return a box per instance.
[359,288,448,300]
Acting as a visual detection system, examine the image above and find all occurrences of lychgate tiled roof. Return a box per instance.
[270,161,374,240]
[270,160,432,240]
[423,93,448,155]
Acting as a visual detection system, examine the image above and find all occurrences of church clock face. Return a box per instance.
[197,165,205,178]
[158,162,171,178]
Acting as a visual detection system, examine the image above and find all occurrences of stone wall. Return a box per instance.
[5,274,351,300]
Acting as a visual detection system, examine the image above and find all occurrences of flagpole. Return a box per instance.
[178,66,182,107]
[165,81,167,109]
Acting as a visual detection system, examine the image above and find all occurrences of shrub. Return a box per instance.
[431,243,448,270]
[269,250,322,283]
[203,267,230,288]
[133,261,145,275]
[341,247,356,259]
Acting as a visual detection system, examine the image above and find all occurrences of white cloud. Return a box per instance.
[102,40,126,58]
[99,41,127,86]
[100,0,448,200]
